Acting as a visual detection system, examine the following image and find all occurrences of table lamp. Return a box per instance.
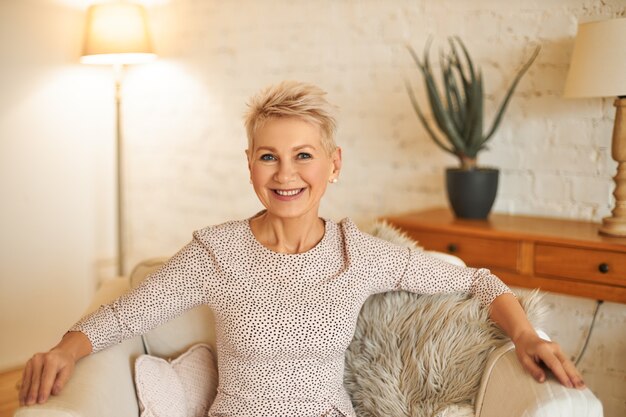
[81,1,156,275]
[564,17,626,236]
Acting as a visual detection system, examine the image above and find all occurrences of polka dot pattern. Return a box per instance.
[70,216,512,417]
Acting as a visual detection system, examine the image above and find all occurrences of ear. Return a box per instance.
[245,149,252,172]
[331,147,342,176]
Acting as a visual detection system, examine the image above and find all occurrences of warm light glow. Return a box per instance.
[80,52,156,65]
[564,17,626,98]
[81,2,156,65]
[52,0,170,8]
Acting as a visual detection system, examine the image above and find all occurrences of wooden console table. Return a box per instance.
[384,208,626,304]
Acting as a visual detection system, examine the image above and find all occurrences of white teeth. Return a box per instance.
[275,188,302,196]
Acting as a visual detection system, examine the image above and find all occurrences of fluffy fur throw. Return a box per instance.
[344,221,546,417]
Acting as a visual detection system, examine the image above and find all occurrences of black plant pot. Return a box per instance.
[446,168,499,219]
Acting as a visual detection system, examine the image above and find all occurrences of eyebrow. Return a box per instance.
[255,145,317,152]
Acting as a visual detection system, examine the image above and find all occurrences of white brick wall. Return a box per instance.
[124,1,625,263]
[119,1,625,415]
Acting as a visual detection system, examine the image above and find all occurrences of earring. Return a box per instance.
[330,178,338,184]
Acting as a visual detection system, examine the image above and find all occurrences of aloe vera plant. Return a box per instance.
[406,37,540,170]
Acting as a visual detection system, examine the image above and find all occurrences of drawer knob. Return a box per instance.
[598,263,610,274]
[447,243,458,253]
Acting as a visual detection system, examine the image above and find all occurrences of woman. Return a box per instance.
[19,81,585,416]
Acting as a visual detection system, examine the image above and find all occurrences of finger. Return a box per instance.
[519,353,546,382]
[26,355,43,405]
[540,350,573,388]
[52,365,72,396]
[37,359,57,403]
[19,361,33,406]
[555,350,585,389]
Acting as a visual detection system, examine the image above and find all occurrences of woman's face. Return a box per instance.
[247,117,341,220]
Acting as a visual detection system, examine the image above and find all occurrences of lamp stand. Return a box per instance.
[600,97,626,236]
[114,64,126,276]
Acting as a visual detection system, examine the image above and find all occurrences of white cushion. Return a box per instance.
[134,343,218,417]
[475,343,603,417]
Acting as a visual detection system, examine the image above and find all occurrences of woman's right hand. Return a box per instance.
[19,331,92,406]
[19,348,76,406]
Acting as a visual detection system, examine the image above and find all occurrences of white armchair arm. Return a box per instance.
[15,336,144,417]
[423,251,602,416]
[475,342,603,417]
[15,277,144,417]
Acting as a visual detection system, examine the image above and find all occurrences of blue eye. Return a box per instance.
[297,152,312,159]
[260,154,276,161]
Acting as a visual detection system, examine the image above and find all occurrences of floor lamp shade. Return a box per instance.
[81,2,156,65]
[564,17,626,236]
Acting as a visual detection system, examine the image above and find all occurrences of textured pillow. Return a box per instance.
[345,221,546,417]
[135,343,218,417]
[344,291,544,417]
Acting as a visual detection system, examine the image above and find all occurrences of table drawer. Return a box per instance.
[406,230,520,272]
[535,244,626,287]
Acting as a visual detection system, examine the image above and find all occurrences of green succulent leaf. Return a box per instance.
[448,38,470,88]
[447,67,465,122]
[423,72,465,152]
[421,43,466,152]
[453,36,476,87]
[466,71,484,156]
[404,79,455,155]
[406,43,424,70]
[442,56,463,132]
[482,45,541,145]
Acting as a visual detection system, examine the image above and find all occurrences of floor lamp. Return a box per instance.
[564,18,626,237]
[81,2,156,276]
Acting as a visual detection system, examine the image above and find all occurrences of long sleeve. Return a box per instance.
[395,248,513,306]
[344,219,512,307]
[69,232,214,353]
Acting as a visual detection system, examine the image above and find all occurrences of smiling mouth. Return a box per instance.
[273,188,305,196]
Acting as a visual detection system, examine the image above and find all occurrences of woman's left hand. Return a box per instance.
[513,330,586,389]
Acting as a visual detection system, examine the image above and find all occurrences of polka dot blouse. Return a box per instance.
[70,215,512,417]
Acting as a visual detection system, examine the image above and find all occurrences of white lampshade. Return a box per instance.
[81,2,156,65]
[563,17,626,98]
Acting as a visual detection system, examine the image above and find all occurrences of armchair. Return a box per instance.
[15,247,603,417]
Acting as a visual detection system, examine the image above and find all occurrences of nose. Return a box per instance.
[274,159,296,184]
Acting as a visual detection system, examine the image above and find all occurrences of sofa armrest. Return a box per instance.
[14,334,144,417]
[475,342,603,417]
[15,277,143,417]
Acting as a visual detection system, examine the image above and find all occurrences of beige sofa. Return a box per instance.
[15,254,603,417]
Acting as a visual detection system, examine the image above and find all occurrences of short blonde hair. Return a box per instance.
[244,80,338,154]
